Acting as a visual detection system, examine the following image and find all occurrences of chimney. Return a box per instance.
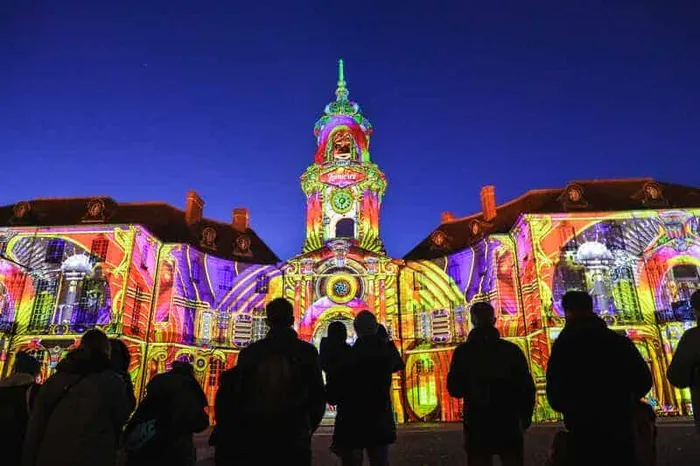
[480,185,497,222]
[441,212,455,223]
[232,208,249,232]
[185,190,204,225]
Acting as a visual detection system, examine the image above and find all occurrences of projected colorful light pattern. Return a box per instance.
[0,61,698,425]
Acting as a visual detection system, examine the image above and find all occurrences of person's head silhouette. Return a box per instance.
[266,298,294,329]
[328,321,347,342]
[691,290,700,321]
[561,290,594,321]
[172,360,195,376]
[13,351,41,377]
[377,324,389,341]
[470,302,496,328]
[109,338,131,374]
[81,329,111,358]
[354,310,378,338]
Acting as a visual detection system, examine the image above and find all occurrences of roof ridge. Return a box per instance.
[571,177,654,184]
[441,187,561,225]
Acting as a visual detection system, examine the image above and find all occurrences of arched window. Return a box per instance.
[335,219,355,239]
[415,358,437,408]
[665,264,700,321]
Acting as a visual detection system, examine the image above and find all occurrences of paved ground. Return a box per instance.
[196,419,700,465]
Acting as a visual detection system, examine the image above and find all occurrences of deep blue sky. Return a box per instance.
[2,1,699,259]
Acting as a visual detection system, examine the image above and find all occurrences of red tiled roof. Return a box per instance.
[0,197,280,264]
[404,178,700,260]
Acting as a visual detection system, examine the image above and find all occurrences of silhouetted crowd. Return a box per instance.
[1,291,699,466]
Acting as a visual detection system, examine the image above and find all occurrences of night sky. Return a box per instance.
[2,2,699,259]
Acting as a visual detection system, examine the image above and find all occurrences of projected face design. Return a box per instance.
[332,130,353,160]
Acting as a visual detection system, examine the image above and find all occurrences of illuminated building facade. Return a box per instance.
[0,196,281,413]
[404,181,700,421]
[0,61,699,424]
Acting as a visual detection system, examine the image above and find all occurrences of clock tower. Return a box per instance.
[301,59,387,253]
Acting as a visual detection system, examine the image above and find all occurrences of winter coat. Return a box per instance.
[0,373,40,466]
[447,326,536,453]
[333,335,404,449]
[546,315,652,433]
[667,324,700,431]
[214,327,325,465]
[23,348,131,466]
[319,336,352,405]
[124,367,209,466]
[210,365,242,442]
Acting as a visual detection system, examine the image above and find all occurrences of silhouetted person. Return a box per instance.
[23,329,132,466]
[546,291,652,466]
[333,310,404,466]
[320,321,352,405]
[214,298,325,466]
[667,290,700,433]
[633,400,657,466]
[109,338,136,416]
[0,351,42,466]
[377,324,404,375]
[211,364,243,466]
[447,302,535,466]
[124,360,209,466]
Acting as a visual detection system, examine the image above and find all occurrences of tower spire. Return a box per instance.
[335,58,349,101]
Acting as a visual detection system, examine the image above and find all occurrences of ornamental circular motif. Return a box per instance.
[645,184,660,199]
[431,231,447,247]
[333,280,351,297]
[567,187,582,202]
[202,227,217,245]
[330,190,354,214]
[87,199,105,217]
[326,275,358,304]
[471,222,481,235]
[235,235,251,252]
[13,201,30,219]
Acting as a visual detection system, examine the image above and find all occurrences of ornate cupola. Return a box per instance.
[301,59,387,253]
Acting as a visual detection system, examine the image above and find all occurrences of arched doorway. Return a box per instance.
[310,307,357,422]
[312,314,356,348]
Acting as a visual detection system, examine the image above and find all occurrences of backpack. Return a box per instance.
[123,392,164,456]
[245,350,307,421]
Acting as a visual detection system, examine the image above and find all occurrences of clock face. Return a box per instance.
[331,190,353,214]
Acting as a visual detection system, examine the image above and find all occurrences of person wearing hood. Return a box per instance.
[23,329,132,466]
[333,310,404,466]
[546,291,652,466]
[214,298,325,466]
[0,351,42,466]
[447,302,535,466]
